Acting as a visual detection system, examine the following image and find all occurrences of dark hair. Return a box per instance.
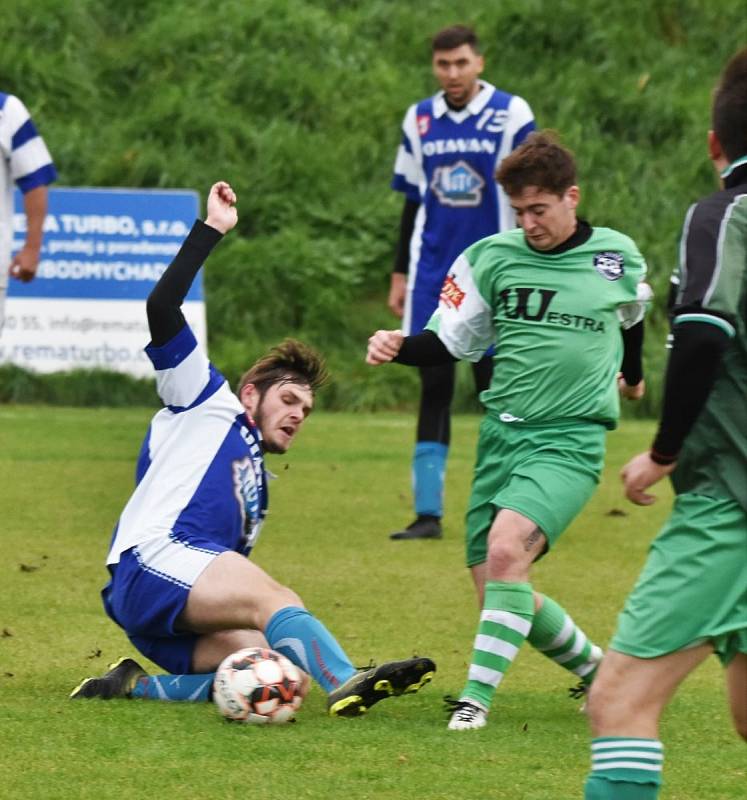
[496,131,577,197]
[431,25,480,53]
[712,47,747,162]
[237,339,328,397]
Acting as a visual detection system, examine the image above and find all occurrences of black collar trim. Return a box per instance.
[526,219,593,255]
[725,162,747,190]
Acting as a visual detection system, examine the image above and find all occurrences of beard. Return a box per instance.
[262,437,287,455]
[253,398,288,455]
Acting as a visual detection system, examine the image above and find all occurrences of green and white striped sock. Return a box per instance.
[527,593,602,684]
[462,580,534,710]
[585,738,663,798]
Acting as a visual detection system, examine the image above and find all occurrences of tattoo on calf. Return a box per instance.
[523,526,544,552]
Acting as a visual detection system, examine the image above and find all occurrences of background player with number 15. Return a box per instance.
[386,25,535,542]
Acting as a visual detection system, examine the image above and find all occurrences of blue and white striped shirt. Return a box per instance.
[391,82,534,334]
[107,324,268,565]
[0,92,57,270]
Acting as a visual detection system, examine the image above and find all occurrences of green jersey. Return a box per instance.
[426,225,649,428]
[668,163,747,510]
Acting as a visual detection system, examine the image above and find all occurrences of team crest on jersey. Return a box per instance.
[232,456,262,543]
[417,114,431,136]
[430,160,485,207]
[593,251,625,281]
[440,273,466,309]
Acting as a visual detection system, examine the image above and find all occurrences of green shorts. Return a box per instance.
[465,415,606,567]
[612,493,747,666]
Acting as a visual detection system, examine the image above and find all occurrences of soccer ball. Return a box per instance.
[213,647,304,724]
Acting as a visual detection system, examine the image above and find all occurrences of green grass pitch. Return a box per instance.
[0,406,744,799]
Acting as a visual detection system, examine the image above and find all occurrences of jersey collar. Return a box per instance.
[721,155,747,188]
[524,219,593,255]
[433,81,496,120]
[243,411,264,447]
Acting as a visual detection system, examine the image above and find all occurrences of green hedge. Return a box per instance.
[2,1,745,410]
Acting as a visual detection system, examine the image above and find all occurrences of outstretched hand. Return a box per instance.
[620,451,675,505]
[205,181,238,234]
[366,329,404,365]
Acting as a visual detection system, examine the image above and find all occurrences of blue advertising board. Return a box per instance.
[1,187,205,377]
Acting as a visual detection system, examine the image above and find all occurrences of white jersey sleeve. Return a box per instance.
[0,94,56,187]
[145,324,219,409]
[506,95,535,149]
[425,253,495,361]
[617,280,653,329]
[391,104,425,201]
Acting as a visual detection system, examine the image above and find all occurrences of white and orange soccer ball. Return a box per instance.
[213,647,304,724]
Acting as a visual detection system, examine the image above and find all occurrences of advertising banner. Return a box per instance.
[1,187,205,378]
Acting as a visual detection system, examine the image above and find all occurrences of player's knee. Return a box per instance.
[486,532,530,578]
[269,584,304,611]
[251,585,306,631]
[286,586,305,609]
[485,539,517,575]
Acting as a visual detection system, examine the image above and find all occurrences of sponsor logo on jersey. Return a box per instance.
[497,286,606,332]
[417,114,431,136]
[498,287,557,321]
[593,251,625,281]
[430,160,485,207]
[232,456,263,546]
[422,138,496,156]
[499,412,525,423]
[440,273,466,309]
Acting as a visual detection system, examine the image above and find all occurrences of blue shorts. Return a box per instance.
[102,534,230,674]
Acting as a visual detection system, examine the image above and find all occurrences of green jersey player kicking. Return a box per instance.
[367,131,651,731]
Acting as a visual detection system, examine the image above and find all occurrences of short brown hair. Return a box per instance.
[712,47,747,163]
[496,131,577,197]
[237,339,328,397]
[432,25,480,53]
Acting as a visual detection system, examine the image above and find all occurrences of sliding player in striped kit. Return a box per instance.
[71,181,435,717]
[369,132,651,730]
[387,25,535,540]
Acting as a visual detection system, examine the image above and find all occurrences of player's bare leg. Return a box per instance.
[448,510,543,729]
[470,562,546,612]
[725,652,747,740]
[182,551,434,713]
[180,552,304,633]
[583,644,712,798]
[191,628,269,672]
[470,561,487,606]
[452,510,602,729]
[587,644,712,738]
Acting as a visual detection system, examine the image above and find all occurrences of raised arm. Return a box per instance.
[146,182,237,347]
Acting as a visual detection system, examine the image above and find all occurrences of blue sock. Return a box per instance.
[131,673,214,702]
[413,441,448,517]
[265,606,356,693]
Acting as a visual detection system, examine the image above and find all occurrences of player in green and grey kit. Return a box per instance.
[368,132,651,730]
[583,48,747,800]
